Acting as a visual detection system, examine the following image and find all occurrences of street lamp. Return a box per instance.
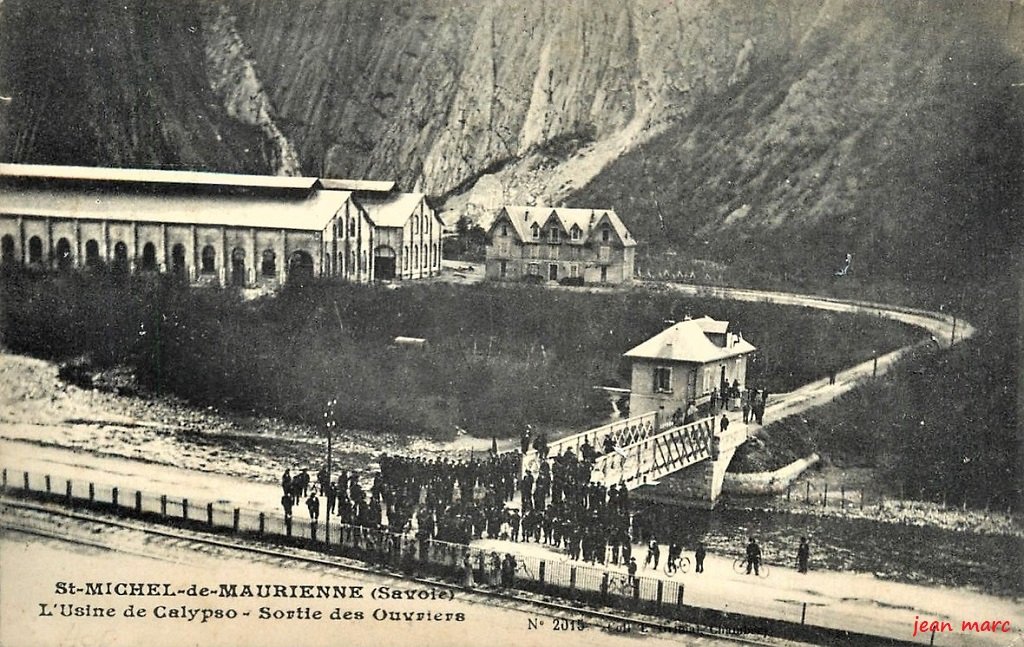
[324,398,337,544]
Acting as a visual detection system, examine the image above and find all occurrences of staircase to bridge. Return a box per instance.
[522,409,749,506]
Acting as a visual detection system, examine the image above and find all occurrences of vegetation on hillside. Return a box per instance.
[0,271,915,440]
[730,274,1020,511]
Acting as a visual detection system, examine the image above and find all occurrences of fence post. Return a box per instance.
[111,487,118,508]
[23,472,30,491]
[45,475,51,493]
[207,503,214,527]
[878,491,883,512]
[182,498,189,520]
[310,521,318,542]
[569,566,577,593]
[786,484,791,502]
[801,602,807,625]
[840,485,845,510]
[88,482,95,503]
[66,480,72,505]
[677,584,685,607]
[233,509,240,532]
[285,517,292,537]
[632,578,640,601]
[822,483,828,507]
[258,513,265,535]
[656,580,663,606]
[860,489,865,510]
[160,495,167,517]
[600,573,609,602]
[539,561,546,586]
[135,491,142,514]
[805,481,810,504]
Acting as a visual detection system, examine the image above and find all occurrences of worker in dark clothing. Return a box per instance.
[695,541,706,573]
[281,469,293,500]
[720,414,730,434]
[281,493,293,520]
[797,537,810,573]
[520,471,534,511]
[745,537,762,576]
[306,492,320,521]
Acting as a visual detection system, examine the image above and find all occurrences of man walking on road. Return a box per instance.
[745,537,762,576]
[720,413,730,434]
[797,537,810,573]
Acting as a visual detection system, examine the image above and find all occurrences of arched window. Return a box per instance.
[413,245,418,269]
[201,245,216,274]
[421,243,427,267]
[403,247,409,270]
[28,236,43,264]
[2,234,16,264]
[171,244,186,276]
[112,242,128,273]
[85,239,101,267]
[433,243,439,267]
[348,217,356,237]
[141,242,157,271]
[261,249,276,277]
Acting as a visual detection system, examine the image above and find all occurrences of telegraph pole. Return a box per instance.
[324,398,337,544]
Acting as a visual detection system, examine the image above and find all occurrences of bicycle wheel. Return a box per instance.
[678,556,691,574]
[757,562,770,578]
[663,560,677,577]
[732,557,747,574]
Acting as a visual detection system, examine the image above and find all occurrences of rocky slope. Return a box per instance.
[0,0,289,174]
[2,0,1020,288]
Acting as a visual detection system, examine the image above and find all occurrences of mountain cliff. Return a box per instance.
[1,0,1020,287]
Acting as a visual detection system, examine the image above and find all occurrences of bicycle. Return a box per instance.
[663,554,692,577]
[732,556,770,578]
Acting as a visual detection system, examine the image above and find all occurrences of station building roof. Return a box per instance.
[0,163,318,190]
[360,192,434,228]
[624,317,756,364]
[0,185,353,232]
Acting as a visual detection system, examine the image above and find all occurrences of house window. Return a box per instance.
[201,245,216,274]
[654,367,672,393]
[500,260,507,277]
[602,226,611,242]
[531,223,540,239]
[549,228,560,243]
[348,217,356,237]
[571,225,582,241]
[501,224,508,236]
[527,263,540,276]
[570,264,578,277]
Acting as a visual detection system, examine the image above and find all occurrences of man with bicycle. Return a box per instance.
[745,537,762,576]
[666,541,683,574]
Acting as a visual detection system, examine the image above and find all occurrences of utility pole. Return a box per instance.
[324,398,337,544]
[950,316,957,346]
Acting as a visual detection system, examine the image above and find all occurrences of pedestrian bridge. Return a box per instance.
[522,410,749,505]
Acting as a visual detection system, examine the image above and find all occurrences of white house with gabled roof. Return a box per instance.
[625,316,756,417]
[484,205,636,284]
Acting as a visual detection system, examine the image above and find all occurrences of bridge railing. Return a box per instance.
[591,418,717,489]
[523,411,660,476]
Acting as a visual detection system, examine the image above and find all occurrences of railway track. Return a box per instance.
[0,497,796,647]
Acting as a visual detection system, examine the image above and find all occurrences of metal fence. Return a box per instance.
[0,467,938,645]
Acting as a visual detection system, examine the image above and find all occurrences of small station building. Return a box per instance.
[625,316,756,417]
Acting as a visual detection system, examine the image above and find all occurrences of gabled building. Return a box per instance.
[484,206,636,284]
[359,192,443,280]
[0,164,446,287]
[624,316,756,417]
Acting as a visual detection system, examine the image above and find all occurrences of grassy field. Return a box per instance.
[0,270,917,440]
